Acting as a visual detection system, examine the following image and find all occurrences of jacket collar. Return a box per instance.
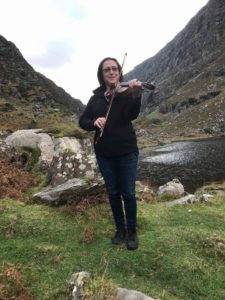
[93,85,105,95]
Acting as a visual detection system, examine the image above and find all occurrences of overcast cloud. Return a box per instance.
[0,0,208,104]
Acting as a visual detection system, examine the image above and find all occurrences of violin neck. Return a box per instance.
[120,82,130,87]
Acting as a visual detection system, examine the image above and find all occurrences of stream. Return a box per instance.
[137,137,225,192]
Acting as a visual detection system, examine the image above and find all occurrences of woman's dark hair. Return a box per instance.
[97,57,123,88]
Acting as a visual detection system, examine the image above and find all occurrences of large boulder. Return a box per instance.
[4,129,98,184]
[32,177,104,206]
[48,137,97,186]
[5,129,54,169]
[5,129,42,148]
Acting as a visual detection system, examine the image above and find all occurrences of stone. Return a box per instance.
[166,194,197,206]
[5,129,42,148]
[69,271,90,300]
[117,288,160,300]
[32,177,104,206]
[157,178,184,197]
[5,129,55,169]
[0,140,17,161]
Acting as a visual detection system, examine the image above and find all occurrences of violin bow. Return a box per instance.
[95,53,128,144]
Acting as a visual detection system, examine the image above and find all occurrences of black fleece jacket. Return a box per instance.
[79,87,141,157]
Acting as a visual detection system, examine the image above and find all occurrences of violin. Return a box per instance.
[104,80,156,98]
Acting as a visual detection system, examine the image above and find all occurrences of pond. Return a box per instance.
[137,137,225,192]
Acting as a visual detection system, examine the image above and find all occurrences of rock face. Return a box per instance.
[0,35,84,116]
[125,0,225,135]
[126,0,225,108]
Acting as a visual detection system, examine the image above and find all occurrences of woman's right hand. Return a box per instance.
[94,117,106,129]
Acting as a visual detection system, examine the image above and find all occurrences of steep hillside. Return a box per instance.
[125,0,225,138]
[0,35,84,135]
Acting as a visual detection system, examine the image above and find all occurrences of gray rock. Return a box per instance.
[37,132,55,169]
[69,271,90,300]
[5,129,42,148]
[117,288,160,300]
[5,129,55,169]
[199,193,213,202]
[32,177,104,206]
[157,178,184,197]
[166,194,197,206]
[0,139,17,160]
[166,192,215,206]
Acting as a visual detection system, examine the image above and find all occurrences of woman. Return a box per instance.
[79,57,142,250]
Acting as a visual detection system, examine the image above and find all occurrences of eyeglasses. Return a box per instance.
[102,66,119,73]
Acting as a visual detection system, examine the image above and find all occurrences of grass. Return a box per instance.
[0,193,225,300]
[0,97,85,139]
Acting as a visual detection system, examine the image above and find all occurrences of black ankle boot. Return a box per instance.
[111,229,126,245]
[127,229,139,250]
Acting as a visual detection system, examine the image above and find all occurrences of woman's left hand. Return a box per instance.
[116,79,143,97]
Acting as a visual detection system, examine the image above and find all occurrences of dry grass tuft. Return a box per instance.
[0,159,38,199]
[0,262,33,300]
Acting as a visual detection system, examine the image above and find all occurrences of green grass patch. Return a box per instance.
[0,196,225,299]
[0,99,84,139]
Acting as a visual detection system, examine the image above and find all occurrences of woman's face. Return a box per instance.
[102,59,120,88]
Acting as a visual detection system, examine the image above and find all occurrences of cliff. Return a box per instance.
[125,0,225,137]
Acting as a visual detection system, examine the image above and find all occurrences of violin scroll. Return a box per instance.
[141,81,156,90]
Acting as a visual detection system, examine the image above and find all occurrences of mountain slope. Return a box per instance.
[125,0,225,137]
[0,35,84,135]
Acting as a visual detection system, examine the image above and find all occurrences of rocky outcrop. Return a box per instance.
[5,129,97,185]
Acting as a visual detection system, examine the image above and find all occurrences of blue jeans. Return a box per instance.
[96,151,138,231]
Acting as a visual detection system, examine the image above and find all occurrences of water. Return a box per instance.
[137,137,225,192]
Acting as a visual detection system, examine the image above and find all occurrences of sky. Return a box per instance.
[0,0,208,104]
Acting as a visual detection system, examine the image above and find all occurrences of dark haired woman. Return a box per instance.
[79,57,142,250]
